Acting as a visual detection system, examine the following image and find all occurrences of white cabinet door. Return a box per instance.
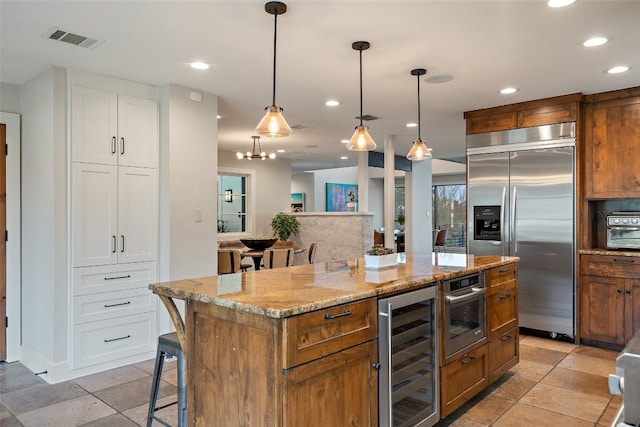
[118,167,158,264]
[72,86,118,165]
[117,96,158,168]
[73,163,118,267]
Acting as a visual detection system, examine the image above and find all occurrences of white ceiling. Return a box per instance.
[2,1,639,173]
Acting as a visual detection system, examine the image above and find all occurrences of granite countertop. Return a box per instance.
[150,252,518,318]
[579,248,640,257]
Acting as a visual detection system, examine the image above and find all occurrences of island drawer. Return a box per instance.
[582,254,640,278]
[283,298,377,368]
[72,312,157,369]
[488,328,519,383]
[485,264,518,295]
[73,288,156,325]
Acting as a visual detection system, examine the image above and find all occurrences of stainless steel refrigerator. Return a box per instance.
[466,123,575,338]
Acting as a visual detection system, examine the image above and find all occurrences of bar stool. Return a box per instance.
[146,332,186,427]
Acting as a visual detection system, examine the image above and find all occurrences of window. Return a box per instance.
[217,168,255,235]
[432,184,466,248]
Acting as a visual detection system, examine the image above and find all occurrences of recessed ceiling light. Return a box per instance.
[340,156,348,160]
[547,0,576,8]
[500,87,518,94]
[325,100,340,107]
[190,62,210,70]
[277,149,285,153]
[583,37,607,47]
[406,123,418,128]
[340,139,349,144]
[607,65,629,74]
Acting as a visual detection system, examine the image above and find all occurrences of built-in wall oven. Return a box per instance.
[378,286,439,427]
[443,272,486,358]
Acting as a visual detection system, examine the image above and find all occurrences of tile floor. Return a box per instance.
[0,334,620,426]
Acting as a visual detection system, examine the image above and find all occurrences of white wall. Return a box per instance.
[311,166,359,211]
[291,172,314,211]
[218,150,291,237]
[20,67,68,366]
[160,84,218,281]
[0,82,20,113]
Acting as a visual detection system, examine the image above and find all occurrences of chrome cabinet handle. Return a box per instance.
[104,334,130,343]
[121,235,125,253]
[104,275,131,281]
[111,136,116,154]
[112,235,116,253]
[104,301,131,308]
[324,309,351,320]
[120,137,125,155]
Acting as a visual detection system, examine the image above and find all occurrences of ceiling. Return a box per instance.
[2,1,639,173]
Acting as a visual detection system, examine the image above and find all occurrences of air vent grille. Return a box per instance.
[356,114,380,121]
[47,27,102,49]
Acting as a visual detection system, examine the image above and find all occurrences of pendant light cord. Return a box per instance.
[416,74,421,140]
[271,12,278,107]
[359,48,363,127]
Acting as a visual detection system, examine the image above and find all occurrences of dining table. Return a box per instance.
[241,247,305,271]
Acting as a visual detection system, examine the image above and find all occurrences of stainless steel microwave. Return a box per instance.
[607,213,640,250]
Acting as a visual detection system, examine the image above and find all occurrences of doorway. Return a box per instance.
[0,124,5,360]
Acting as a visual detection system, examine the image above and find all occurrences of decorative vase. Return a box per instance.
[347,202,356,212]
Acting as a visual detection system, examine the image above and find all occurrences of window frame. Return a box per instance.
[217,166,256,239]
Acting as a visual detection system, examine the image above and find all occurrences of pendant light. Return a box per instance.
[406,68,432,161]
[346,41,376,151]
[236,135,276,160]
[256,1,291,137]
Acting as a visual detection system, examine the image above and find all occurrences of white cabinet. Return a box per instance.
[72,86,158,168]
[72,163,157,267]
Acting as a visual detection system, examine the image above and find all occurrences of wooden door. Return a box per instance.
[580,275,625,345]
[625,279,640,343]
[0,124,5,360]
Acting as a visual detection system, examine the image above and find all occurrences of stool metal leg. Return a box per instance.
[176,350,186,427]
[146,346,166,427]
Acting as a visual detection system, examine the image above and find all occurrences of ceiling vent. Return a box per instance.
[356,114,380,121]
[47,27,103,49]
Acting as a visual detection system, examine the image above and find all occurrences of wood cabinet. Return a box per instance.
[187,298,378,426]
[439,264,519,417]
[464,93,582,135]
[580,254,640,346]
[584,93,640,198]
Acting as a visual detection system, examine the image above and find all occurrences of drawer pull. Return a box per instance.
[104,275,132,281]
[324,309,351,320]
[461,356,476,365]
[372,363,381,371]
[613,258,635,263]
[499,293,512,300]
[499,268,512,273]
[104,301,131,308]
[104,334,131,343]
[501,335,513,342]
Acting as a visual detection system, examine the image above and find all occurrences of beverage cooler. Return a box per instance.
[378,286,439,427]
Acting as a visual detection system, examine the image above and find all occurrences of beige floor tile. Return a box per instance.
[448,417,488,426]
[557,351,616,378]
[571,345,618,362]
[78,412,139,426]
[123,394,179,426]
[598,395,622,426]
[507,358,555,382]
[16,395,116,427]
[493,402,593,427]
[489,373,537,401]
[73,365,149,393]
[520,335,577,353]
[1,381,87,415]
[520,382,609,422]
[541,366,611,398]
[458,394,515,425]
[160,365,178,387]
[93,376,175,412]
[519,343,567,366]
[132,356,177,376]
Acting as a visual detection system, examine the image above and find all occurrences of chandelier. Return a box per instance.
[236,136,276,160]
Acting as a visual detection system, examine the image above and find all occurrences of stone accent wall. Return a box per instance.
[289,212,374,263]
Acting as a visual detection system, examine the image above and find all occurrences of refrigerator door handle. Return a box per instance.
[501,186,507,256]
[511,185,517,254]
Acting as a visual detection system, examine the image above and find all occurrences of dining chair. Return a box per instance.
[308,243,318,264]
[434,229,448,252]
[218,249,249,274]
[261,248,295,269]
[218,241,253,271]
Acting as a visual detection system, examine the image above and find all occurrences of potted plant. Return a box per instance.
[271,212,300,241]
[396,213,405,231]
[364,244,397,268]
[347,189,357,212]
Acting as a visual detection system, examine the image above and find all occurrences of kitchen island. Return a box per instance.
[150,252,518,426]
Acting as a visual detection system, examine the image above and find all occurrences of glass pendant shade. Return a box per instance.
[406,139,432,160]
[347,125,377,151]
[256,105,291,137]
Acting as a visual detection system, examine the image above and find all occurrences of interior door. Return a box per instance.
[509,147,574,336]
[1,124,6,360]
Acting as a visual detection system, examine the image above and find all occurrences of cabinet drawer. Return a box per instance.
[485,264,518,295]
[73,262,157,296]
[73,312,157,369]
[487,288,518,340]
[283,298,377,368]
[582,254,640,278]
[440,345,489,418]
[73,288,156,325]
[488,328,519,383]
